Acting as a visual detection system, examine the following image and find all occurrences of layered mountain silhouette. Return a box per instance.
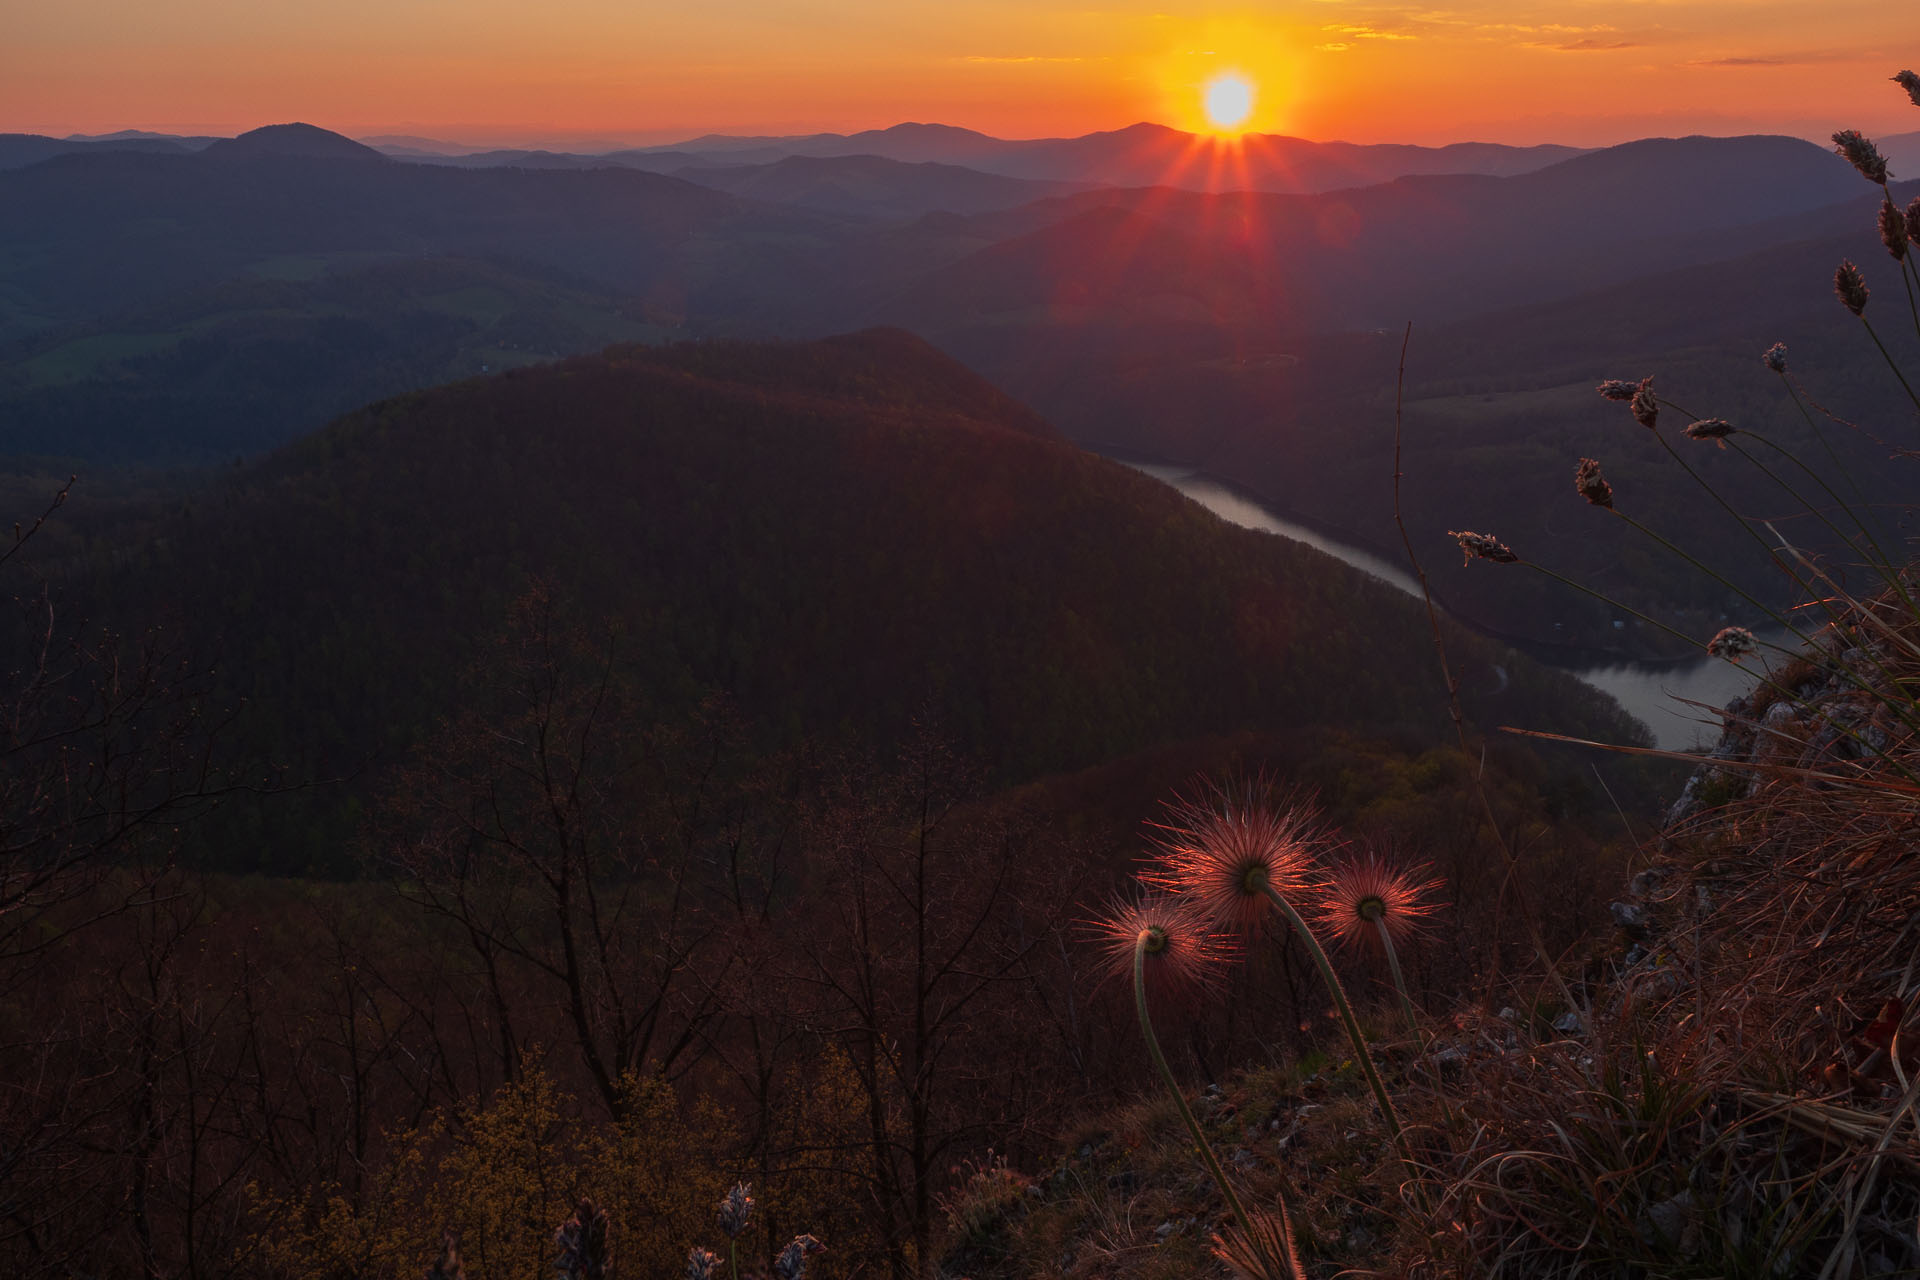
[373,119,1590,196]
[1,118,1904,657]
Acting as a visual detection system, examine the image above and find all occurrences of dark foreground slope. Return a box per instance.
[65,330,1644,872]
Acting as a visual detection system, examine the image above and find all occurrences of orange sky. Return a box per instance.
[6,2,1918,147]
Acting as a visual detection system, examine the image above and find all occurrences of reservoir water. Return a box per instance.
[1127,462,1782,751]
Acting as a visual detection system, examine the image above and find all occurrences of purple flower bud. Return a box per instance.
[718,1183,754,1239]
[1895,69,1920,108]
[1906,196,1920,247]
[1596,379,1639,401]
[687,1247,720,1280]
[1762,343,1787,373]
[553,1199,613,1280]
[774,1235,825,1280]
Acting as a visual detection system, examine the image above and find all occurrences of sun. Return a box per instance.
[1203,73,1255,132]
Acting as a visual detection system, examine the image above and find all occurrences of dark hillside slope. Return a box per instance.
[70,331,1642,872]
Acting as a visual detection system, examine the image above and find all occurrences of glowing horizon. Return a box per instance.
[7,2,1919,150]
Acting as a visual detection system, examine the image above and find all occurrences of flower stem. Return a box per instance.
[1259,884,1422,1195]
[1372,916,1422,1037]
[1132,938,1294,1279]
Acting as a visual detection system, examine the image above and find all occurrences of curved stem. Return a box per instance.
[1775,371,1875,521]
[1372,916,1422,1037]
[1132,939,1293,1279]
[1260,884,1421,1194]
[1859,316,1920,414]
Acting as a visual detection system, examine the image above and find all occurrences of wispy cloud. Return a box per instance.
[1682,49,1849,68]
[1317,42,1352,52]
[1541,38,1640,51]
[1323,23,1417,41]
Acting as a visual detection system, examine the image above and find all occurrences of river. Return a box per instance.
[1126,462,1783,751]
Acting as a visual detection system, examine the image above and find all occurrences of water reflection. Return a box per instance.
[1125,461,1782,750]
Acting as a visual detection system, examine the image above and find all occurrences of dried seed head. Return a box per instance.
[1450,530,1518,565]
[1906,196,1920,246]
[1881,200,1910,261]
[718,1183,754,1239]
[1706,625,1759,661]
[1833,130,1890,183]
[1090,895,1239,998]
[1762,342,1788,373]
[1596,378,1640,402]
[773,1235,826,1280]
[686,1248,720,1280]
[1574,457,1613,508]
[1629,376,1659,430]
[1835,260,1870,316]
[1896,70,1920,108]
[1314,854,1445,951]
[1684,418,1736,448]
[1146,788,1319,932]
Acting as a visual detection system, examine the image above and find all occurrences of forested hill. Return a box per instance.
[70,330,1645,873]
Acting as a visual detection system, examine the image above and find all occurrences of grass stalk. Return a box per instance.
[1131,937,1297,1280]
[1258,883,1422,1200]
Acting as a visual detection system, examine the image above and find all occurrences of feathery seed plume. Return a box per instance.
[1450,530,1518,565]
[1090,895,1238,998]
[1833,129,1890,183]
[1629,376,1659,430]
[717,1183,754,1239]
[1574,457,1613,508]
[1147,788,1318,932]
[773,1234,826,1280]
[1762,342,1788,373]
[1835,260,1870,315]
[1596,378,1639,401]
[1881,200,1910,261]
[1313,854,1444,951]
[686,1248,719,1280]
[1213,1208,1305,1280]
[1706,626,1759,661]
[1684,418,1736,448]
[1895,70,1920,108]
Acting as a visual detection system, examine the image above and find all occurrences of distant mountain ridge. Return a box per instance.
[0,125,1882,472]
[370,118,1592,196]
[201,122,387,162]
